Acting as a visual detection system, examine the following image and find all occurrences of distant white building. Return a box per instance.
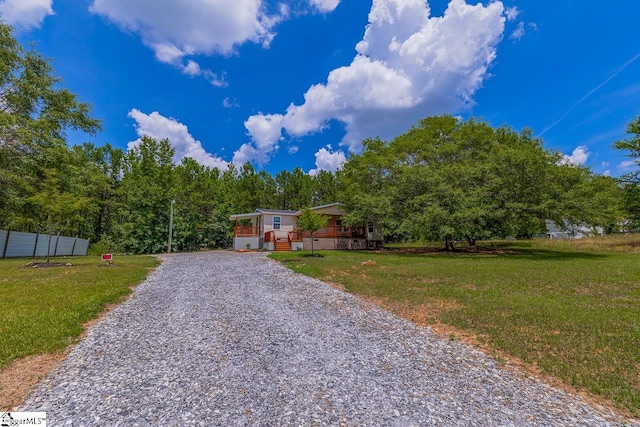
[544,220,604,239]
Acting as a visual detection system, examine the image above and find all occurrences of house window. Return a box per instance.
[273,216,281,230]
[368,221,374,233]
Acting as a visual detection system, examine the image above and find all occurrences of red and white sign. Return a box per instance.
[101,253,113,262]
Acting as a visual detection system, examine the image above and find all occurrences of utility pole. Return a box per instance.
[168,199,175,254]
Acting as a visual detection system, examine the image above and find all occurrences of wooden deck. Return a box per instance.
[233,226,260,236]
[302,226,366,239]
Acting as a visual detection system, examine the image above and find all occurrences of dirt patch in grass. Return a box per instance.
[390,299,463,324]
[21,262,72,269]
[0,353,64,411]
[325,281,347,292]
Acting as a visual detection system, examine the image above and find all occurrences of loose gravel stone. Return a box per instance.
[20,252,639,426]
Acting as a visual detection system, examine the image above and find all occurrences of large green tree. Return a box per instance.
[117,136,175,254]
[76,142,126,241]
[339,115,622,247]
[171,157,234,251]
[0,20,101,230]
[614,115,640,180]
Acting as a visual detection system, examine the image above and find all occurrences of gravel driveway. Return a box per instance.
[22,252,637,426]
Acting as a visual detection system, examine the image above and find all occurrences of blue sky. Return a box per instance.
[2,0,639,177]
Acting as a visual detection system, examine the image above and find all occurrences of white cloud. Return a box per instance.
[509,21,525,41]
[603,170,611,177]
[202,70,228,87]
[308,0,340,13]
[241,0,506,164]
[243,113,284,149]
[504,6,519,22]
[619,160,637,171]
[0,0,53,29]
[182,60,201,77]
[90,0,285,74]
[223,97,239,108]
[231,143,263,167]
[561,146,590,166]
[288,145,299,155]
[309,145,347,175]
[127,109,228,170]
[170,58,228,86]
[233,113,284,165]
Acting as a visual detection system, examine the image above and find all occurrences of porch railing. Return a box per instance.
[299,226,366,239]
[233,226,260,236]
[288,231,304,242]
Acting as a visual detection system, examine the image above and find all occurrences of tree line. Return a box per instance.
[1,20,639,253]
[1,133,340,253]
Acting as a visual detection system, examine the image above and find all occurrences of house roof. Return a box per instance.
[308,202,342,211]
[229,208,298,221]
[295,202,344,216]
[230,204,343,221]
[255,208,298,215]
[229,212,261,221]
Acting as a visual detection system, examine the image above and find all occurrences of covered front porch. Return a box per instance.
[230,212,263,251]
[231,226,367,252]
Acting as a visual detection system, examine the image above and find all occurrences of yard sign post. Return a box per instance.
[102,253,113,265]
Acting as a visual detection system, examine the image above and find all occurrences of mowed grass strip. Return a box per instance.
[270,239,640,415]
[0,256,159,369]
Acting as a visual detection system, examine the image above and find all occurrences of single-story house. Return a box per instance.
[229,203,383,251]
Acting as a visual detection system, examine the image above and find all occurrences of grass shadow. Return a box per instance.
[379,245,607,260]
[499,247,607,260]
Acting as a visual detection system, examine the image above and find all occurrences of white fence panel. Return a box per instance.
[34,234,52,257]
[73,239,89,256]
[0,229,89,258]
[5,231,37,258]
[55,236,76,256]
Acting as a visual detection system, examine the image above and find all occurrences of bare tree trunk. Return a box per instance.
[445,234,455,252]
[465,234,476,247]
[310,232,314,255]
[46,215,52,264]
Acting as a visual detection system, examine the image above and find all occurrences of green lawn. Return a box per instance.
[0,256,159,369]
[270,239,640,415]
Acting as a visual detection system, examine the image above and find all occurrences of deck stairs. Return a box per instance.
[275,237,291,251]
